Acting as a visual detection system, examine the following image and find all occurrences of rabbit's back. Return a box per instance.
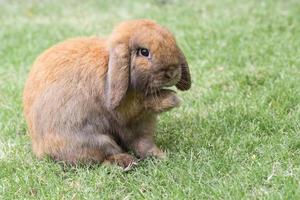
[23,37,109,145]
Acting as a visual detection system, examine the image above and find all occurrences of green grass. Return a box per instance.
[1,0,300,199]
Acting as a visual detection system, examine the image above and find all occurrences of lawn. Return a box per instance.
[0,0,300,199]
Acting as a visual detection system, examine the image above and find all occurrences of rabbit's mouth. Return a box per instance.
[146,85,177,96]
[143,76,179,96]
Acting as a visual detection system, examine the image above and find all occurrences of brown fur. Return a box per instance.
[23,19,191,169]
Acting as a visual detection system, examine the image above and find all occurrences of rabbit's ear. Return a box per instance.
[176,51,191,90]
[105,44,130,109]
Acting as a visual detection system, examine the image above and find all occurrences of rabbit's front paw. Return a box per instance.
[152,90,181,112]
[147,146,167,159]
[162,91,181,109]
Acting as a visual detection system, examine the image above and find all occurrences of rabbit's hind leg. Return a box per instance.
[43,133,136,168]
[103,153,137,170]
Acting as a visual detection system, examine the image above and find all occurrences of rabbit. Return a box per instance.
[23,19,191,169]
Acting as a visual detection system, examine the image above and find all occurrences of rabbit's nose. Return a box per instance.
[165,70,177,80]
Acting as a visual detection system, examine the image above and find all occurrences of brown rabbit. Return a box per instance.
[23,19,191,169]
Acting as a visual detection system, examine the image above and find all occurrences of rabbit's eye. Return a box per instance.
[138,48,150,57]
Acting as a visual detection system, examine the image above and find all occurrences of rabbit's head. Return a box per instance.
[106,19,191,109]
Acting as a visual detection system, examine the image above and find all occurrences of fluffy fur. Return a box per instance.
[23,19,191,168]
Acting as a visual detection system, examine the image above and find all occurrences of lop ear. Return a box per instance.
[176,51,191,90]
[105,44,130,109]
